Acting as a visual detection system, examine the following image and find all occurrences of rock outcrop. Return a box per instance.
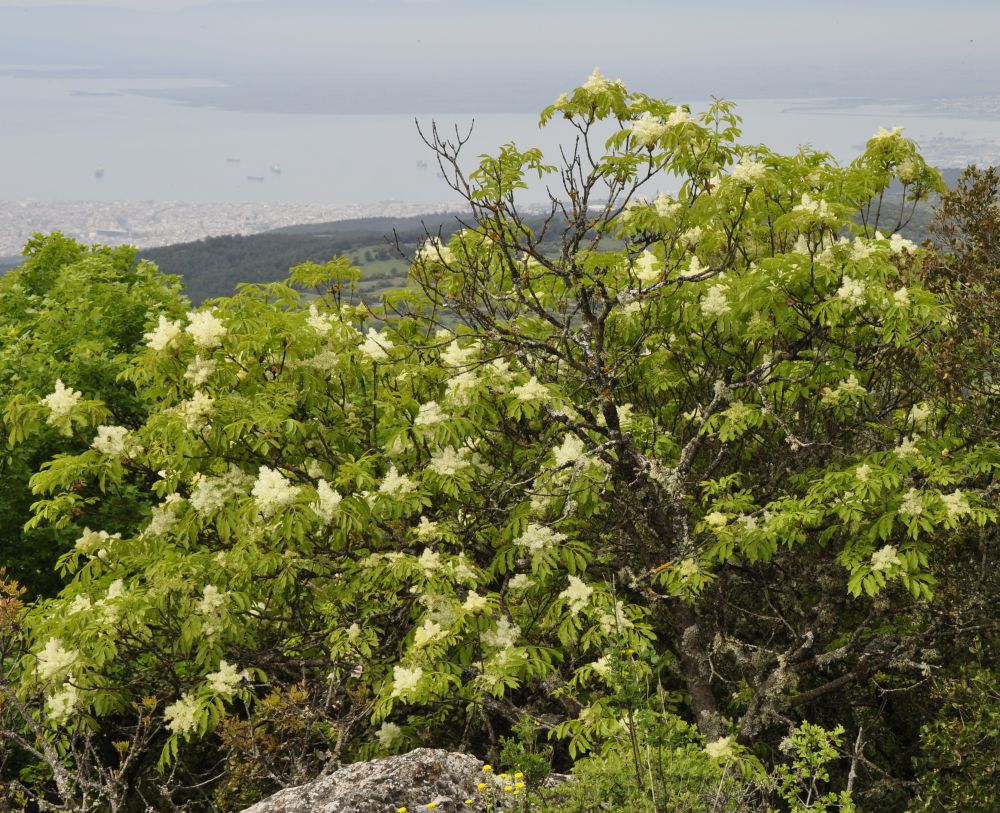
[239,748,486,813]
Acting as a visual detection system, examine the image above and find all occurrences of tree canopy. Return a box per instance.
[1,72,998,812]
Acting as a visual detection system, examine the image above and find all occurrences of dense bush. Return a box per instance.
[1,73,997,812]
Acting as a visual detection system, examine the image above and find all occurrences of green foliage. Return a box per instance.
[0,233,185,595]
[911,669,1000,812]
[775,724,855,812]
[0,73,997,813]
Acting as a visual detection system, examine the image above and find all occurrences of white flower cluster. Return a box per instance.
[428,446,472,477]
[898,488,924,517]
[189,467,252,516]
[419,548,442,574]
[165,693,200,736]
[67,595,92,615]
[630,112,667,148]
[251,465,300,518]
[893,287,910,307]
[730,156,767,186]
[197,584,227,636]
[307,349,340,373]
[896,158,916,184]
[894,435,919,458]
[837,275,866,307]
[36,638,79,681]
[870,544,901,572]
[851,239,876,260]
[888,233,916,255]
[666,107,690,127]
[654,193,679,217]
[512,376,550,403]
[359,328,393,361]
[552,433,586,469]
[482,616,520,650]
[185,310,227,349]
[793,193,833,219]
[871,126,904,141]
[390,665,423,699]
[679,255,705,279]
[441,340,478,367]
[598,600,634,634]
[145,494,184,536]
[74,527,120,556]
[312,479,342,524]
[679,227,702,247]
[306,303,336,336]
[379,465,416,496]
[619,197,648,225]
[678,558,701,580]
[515,522,566,552]
[144,315,182,351]
[634,249,661,284]
[46,682,79,724]
[413,516,439,541]
[907,402,931,429]
[377,721,402,750]
[179,390,214,429]
[198,584,226,615]
[940,490,969,519]
[91,424,130,456]
[704,512,728,529]
[591,655,612,679]
[416,237,456,265]
[704,736,736,760]
[413,618,444,648]
[184,355,217,387]
[415,400,446,426]
[206,660,243,696]
[582,67,609,94]
[700,284,730,318]
[560,576,593,615]
[463,591,488,613]
[445,370,479,406]
[41,379,82,423]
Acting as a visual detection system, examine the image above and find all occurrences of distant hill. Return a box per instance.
[139,214,471,305]
[140,212,573,305]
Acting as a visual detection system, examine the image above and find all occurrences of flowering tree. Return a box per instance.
[0,234,185,596]
[3,73,998,810]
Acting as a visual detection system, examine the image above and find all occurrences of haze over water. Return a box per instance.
[5,70,1000,206]
[2,0,1000,253]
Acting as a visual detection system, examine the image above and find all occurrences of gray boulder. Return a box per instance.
[239,748,486,813]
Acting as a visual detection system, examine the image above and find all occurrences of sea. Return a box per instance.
[2,68,1000,253]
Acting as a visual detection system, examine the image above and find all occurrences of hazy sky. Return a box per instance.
[1,0,998,111]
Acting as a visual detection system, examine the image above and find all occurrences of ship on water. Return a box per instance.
[247,175,265,182]
[270,165,282,175]
[227,157,241,164]
[94,168,105,180]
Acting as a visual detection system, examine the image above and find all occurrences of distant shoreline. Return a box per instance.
[0,199,461,258]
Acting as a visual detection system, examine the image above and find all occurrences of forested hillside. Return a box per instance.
[1,77,998,813]
[139,212,563,304]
